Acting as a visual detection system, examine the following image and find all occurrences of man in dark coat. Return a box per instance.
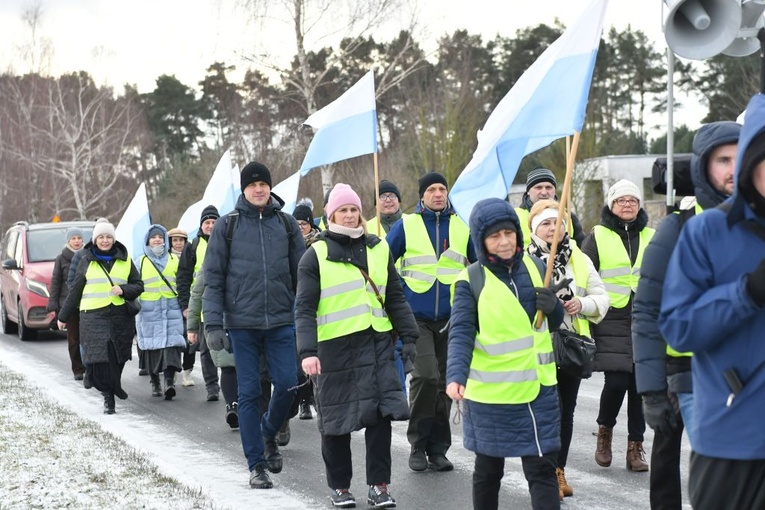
[633,121,739,509]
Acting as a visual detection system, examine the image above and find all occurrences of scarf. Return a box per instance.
[527,233,574,301]
[328,222,365,239]
[379,210,403,233]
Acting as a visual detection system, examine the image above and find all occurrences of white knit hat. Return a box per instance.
[607,179,642,209]
[91,222,116,242]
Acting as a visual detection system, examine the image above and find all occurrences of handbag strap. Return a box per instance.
[97,261,116,287]
[142,256,177,296]
[357,267,384,308]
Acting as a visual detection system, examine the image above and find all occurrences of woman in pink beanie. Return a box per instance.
[295,182,419,507]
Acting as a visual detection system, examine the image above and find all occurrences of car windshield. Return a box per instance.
[27,227,94,263]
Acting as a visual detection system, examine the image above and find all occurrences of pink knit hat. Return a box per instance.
[325,183,362,220]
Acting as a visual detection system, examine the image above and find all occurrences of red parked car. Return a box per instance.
[1,220,94,340]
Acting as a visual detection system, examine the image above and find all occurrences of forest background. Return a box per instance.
[0,0,757,233]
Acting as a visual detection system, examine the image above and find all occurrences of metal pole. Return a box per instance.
[666,48,675,211]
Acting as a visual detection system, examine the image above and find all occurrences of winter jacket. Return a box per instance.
[633,122,741,396]
[581,207,652,373]
[58,241,143,364]
[47,246,77,314]
[203,193,305,331]
[295,229,418,436]
[447,198,563,458]
[659,94,765,460]
[66,248,86,288]
[135,225,185,351]
[385,201,477,321]
[187,269,234,368]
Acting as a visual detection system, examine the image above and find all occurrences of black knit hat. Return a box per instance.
[418,172,448,197]
[240,161,272,190]
[526,167,557,192]
[739,129,765,214]
[378,180,401,201]
[200,205,220,226]
[292,204,314,224]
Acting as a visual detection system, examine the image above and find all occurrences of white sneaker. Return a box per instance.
[181,370,195,387]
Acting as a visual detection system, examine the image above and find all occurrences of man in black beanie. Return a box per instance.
[368,179,403,239]
[515,167,585,247]
[177,204,221,400]
[386,171,477,473]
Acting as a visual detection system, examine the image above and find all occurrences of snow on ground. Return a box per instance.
[0,347,317,510]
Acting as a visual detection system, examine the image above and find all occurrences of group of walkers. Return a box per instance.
[45,111,765,509]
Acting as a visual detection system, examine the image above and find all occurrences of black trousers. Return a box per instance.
[473,452,560,510]
[597,370,646,442]
[649,412,684,510]
[220,366,238,406]
[322,414,392,490]
[556,369,582,469]
[690,452,765,510]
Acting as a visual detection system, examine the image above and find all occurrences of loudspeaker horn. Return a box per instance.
[723,0,765,56]
[664,0,742,60]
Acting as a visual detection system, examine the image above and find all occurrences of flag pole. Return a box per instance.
[373,152,382,236]
[535,130,581,329]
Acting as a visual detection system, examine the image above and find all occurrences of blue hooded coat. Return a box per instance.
[136,224,185,351]
[447,198,563,458]
[659,94,765,459]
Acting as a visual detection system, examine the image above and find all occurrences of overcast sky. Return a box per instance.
[0,1,705,132]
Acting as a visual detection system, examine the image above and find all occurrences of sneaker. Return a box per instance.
[276,421,291,446]
[408,449,427,472]
[330,489,356,507]
[249,465,273,489]
[181,369,195,387]
[367,484,396,508]
[206,390,220,402]
[263,437,283,473]
[225,402,239,429]
[427,453,454,472]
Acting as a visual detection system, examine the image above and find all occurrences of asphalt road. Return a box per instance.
[0,330,691,509]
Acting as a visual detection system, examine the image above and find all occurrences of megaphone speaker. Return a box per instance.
[723,0,765,57]
[664,0,742,60]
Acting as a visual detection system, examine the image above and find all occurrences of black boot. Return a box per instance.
[150,374,162,397]
[299,399,313,420]
[102,392,115,414]
[164,375,176,400]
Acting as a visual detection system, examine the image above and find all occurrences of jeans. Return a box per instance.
[597,370,646,442]
[473,452,560,510]
[228,326,297,471]
[676,392,694,448]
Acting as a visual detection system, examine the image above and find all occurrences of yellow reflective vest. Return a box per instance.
[569,246,593,338]
[366,216,387,239]
[313,240,393,342]
[192,237,208,286]
[139,255,179,301]
[80,259,131,311]
[454,256,556,404]
[400,213,470,293]
[592,225,655,309]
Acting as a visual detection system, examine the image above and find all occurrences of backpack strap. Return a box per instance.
[225,211,240,247]
[466,262,485,303]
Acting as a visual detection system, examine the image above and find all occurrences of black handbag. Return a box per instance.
[552,328,596,379]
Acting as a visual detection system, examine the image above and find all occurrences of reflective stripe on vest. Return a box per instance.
[140,255,179,301]
[593,225,655,308]
[454,256,555,405]
[569,246,592,337]
[400,213,470,292]
[314,240,393,342]
[81,259,131,310]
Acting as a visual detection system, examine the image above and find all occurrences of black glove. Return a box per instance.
[642,392,679,436]
[401,342,417,374]
[746,259,765,306]
[205,328,230,352]
[535,278,571,315]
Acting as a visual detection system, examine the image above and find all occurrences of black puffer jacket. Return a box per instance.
[633,121,740,394]
[47,246,76,314]
[581,206,650,373]
[58,241,143,364]
[203,194,306,331]
[295,230,418,436]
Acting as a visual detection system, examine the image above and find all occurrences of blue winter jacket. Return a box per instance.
[385,201,477,321]
[447,198,562,458]
[633,121,740,395]
[136,224,185,351]
[659,94,765,460]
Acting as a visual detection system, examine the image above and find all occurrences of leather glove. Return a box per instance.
[535,278,572,315]
[746,259,765,306]
[401,342,417,374]
[642,392,679,436]
[205,328,230,352]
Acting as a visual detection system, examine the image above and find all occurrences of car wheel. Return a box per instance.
[0,295,18,335]
[17,301,36,341]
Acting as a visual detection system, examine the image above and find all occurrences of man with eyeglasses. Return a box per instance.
[581,179,655,473]
[367,180,403,239]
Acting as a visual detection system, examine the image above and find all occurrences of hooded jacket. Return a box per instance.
[385,201,477,321]
[447,198,563,458]
[660,94,765,460]
[135,224,185,351]
[203,193,305,331]
[633,121,740,395]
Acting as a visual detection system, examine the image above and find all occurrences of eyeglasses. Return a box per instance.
[379,193,398,202]
[296,220,310,228]
[614,198,638,207]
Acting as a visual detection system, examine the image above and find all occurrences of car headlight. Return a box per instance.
[26,279,49,298]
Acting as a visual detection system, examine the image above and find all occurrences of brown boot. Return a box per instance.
[556,467,573,497]
[626,441,649,472]
[595,425,613,467]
